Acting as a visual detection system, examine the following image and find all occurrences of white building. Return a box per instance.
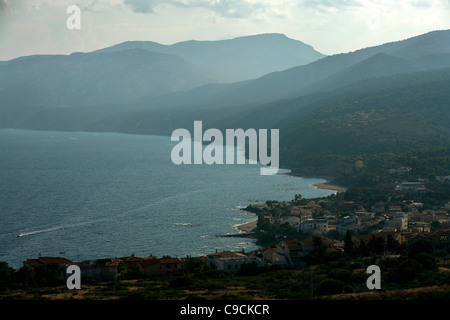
[335,216,361,235]
[395,182,424,191]
[277,216,301,225]
[207,251,263,273]
[300,219,328,233]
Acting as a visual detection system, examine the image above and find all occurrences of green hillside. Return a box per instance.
[276,68,450,178]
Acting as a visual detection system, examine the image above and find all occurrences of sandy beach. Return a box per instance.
[236,219,258,233]
[312,181,347,193]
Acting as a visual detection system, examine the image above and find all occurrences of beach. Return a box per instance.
[236,219,258,234]
[312,181,347,193]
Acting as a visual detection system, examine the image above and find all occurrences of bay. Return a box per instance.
[0,129,334,269]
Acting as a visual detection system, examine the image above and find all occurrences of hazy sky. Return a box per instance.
[1,0,449,61]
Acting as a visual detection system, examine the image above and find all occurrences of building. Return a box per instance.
[76,258,120,282]
[300,219,328,233]
[395,182,424,191]
[24,256,73,267]
[408,221,431,233]
[141,257,181,276]
[388,167,411,174]
[371,202,386,214]
[259,247,288,266]
[386,212,408,231]
[277,216,301,226]
[335,216,361,235]
[207,251,263,273]
[290,206,313,220]
[388,205,403,213]
[275,239,316,267]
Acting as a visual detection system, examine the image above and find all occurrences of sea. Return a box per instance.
[0,129,334,269]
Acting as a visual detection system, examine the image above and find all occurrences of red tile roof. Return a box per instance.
[24,257,73,266]
[283,240,301,247]
[38,257,73,264]
[159,258,180,264]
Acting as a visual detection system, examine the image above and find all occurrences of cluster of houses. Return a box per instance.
[23,235,333,283]
[271,194,450,239]
[24,254,183,283]
[22,189,450,282]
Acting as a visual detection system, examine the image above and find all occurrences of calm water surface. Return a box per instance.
[0,129,334,269]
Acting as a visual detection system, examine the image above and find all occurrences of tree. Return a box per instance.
[316,279,345,295]
[34,263,63,286]
[0,262,15,290]
[408,238,433,258]
[431,221,442,232]
[182,258,207,274]
[358,239,370,257]
[15,265,36,286]
[344,231,355,257]
[368,235,385,255]
[386,234,399,254]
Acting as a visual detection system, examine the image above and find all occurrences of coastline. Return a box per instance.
[281,167,348,193]
[236,219,258,234]
[312,181,347,193]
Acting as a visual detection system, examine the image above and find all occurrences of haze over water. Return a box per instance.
[0,129,334,269]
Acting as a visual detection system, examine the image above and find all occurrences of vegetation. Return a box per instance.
[1,244,449,300]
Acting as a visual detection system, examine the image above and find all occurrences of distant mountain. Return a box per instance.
[2,29,450,181]
[0,48,211,108]
[94,33,326,83]
[128,29,450,112]
[218,29,450,104]
[0,34,325,128]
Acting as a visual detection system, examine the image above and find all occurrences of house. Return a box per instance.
[259,247,288,266]
[23,256,73,267]
[395,182,424,191]
[356,229,404,246]
[119,254,156,265]
[300,219,328,233]
[277,216,301,226]
[371,202,386,214]
[335,216,361,235]
[141,257,181,276]
[388,205,403,213]
[76,258,120,283]
[206,251,262,273]
[407,221,431,233]
[290,206,313,219]
[386,212,408,231]
[275,239,316,267]
[404,202,423,212]
[388,167,411,174]
[276,240,304,267]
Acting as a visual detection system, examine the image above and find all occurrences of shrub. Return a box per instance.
[316,279,345,296]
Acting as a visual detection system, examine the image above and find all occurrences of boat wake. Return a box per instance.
[174,222,197,227]
[17,219,110,238]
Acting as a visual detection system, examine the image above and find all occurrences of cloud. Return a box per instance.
[0,0,11,13]
[123,0,154,13]
[122,0,280,19]
[299,0,363,12]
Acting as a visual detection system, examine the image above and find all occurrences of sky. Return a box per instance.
[0,0,449,61]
